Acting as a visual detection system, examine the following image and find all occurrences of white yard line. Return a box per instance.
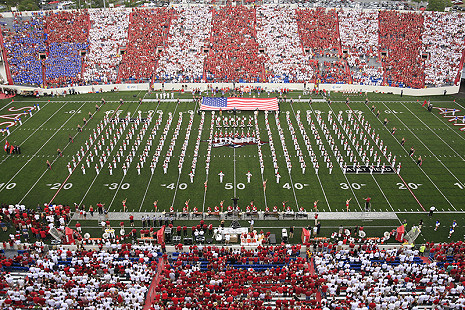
[0,102,68,166]
[289,104,331,211]
[233,146,237,197]
[170,116,190,209]
[19,102,93,203]
[139,173,155,212]
[255,117,268,210]
[311,104,363,211]
[0,102,80,194]
[0,102,50,144]
[370,174,395,212]
[273,112,299,210]
[105,102,148,211]
[365,102,456,211]
[401,102,465,161]
[382,102,464,187]
[138,105,164,212]
[0,100,14,112]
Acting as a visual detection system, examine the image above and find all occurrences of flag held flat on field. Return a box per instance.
[201,97,279,111]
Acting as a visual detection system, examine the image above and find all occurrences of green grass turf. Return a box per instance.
[0,90,464,243]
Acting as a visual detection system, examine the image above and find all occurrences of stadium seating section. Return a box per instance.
[1,7,465,88]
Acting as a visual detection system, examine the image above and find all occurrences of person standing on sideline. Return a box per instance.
[429,205,435,217]
[364,197,371,211]
[122,199,127,212]
[346,198,352,212]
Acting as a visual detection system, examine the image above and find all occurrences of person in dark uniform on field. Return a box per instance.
[409,147,415,157]
[364,197,371,211]
[401,137,405,147]
[46,160,52,170]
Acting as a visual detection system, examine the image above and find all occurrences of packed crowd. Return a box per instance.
[338,10,383,86]
[83,8,130,84]
[45,42,88,87]
[118,8,172,82]
[0,243,159,309]
[422,11,465,87]
[45,10,90,44]
[379,11,425,89]
[155,7,211,83]
[296,8,340,55]
[204,6,265,83]
[0,203,71,246]
[44,11,90,86]
[256,6,314,83]
[2,7,465,88]
[314,243,465,309]
[2,13,46,86]
[150,244,323,310]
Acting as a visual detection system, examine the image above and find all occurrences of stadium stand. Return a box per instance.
[0,244,158,309]
[155,6,211,83]
[296,8,350,84]
[314,243,465,309]
[256,6,314,83]
[378,11,425,89]
[118,8,173,83]
[1,7,465,88]
[83,8,130,84]
[44,10,90,87]
[422,11,465,88]
[149,245,323,310]
[2,13,46,86]
[338,9,383,86]
[204,6,266,83]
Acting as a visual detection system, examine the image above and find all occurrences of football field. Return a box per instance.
[1,90,464,242]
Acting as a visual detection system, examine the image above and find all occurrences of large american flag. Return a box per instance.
[200,97,279,111]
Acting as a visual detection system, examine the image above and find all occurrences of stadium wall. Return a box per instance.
[4,82,459,97]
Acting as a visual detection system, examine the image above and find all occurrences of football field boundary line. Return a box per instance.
[362,102,454,211]
[0,102,81,194]
[0,102,67,167]
[19,102,93,203]
[49,102,125,206]
[0,102,50,144]
[400,102,465,165]
[316,103,364,211]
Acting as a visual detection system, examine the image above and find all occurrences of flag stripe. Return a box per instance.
[200,97,278,111]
